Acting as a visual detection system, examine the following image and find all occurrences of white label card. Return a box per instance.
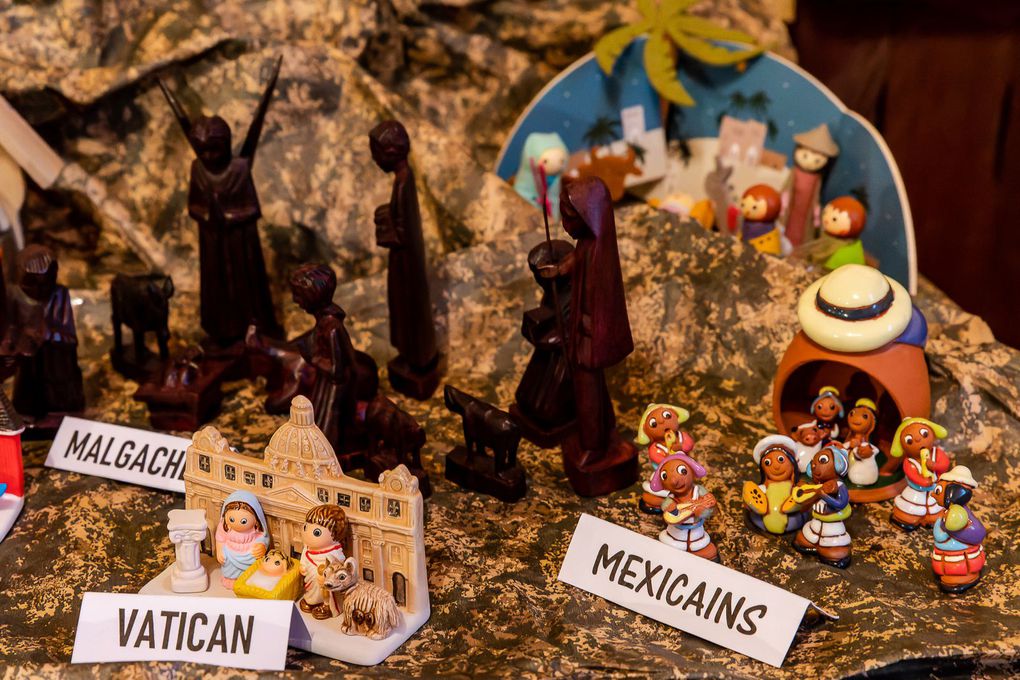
[72,593,292,671]
[47,417,190,493]
[557,514,813,668]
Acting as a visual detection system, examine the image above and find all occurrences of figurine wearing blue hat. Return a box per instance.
[783,444,852,568]
[215,490,271,588]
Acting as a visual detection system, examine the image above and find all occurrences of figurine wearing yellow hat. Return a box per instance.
[844,398,879,486]
[889,417,953,531]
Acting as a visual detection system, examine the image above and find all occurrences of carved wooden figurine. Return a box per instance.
[288,264,368,457]
[635,403,694,514]
[786,445,852,568]
[556,176,638,496]
[443,385,526,502]
[743,435,806,535]
[133,345,230,431]
[649,453,719,562]
[930,466,987,593]
[0,245,84,432]
[159,57,283,351]
[510,239,576,447]
[889,417,952,531]
[369,120,442,400]
[363,394,431,498]
[110,272,174,379]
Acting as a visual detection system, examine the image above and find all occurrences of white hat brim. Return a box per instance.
[798,274,912,353]
[752,434,797,465]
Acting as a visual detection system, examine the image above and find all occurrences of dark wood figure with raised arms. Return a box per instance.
[556,176,638,496]
[159,57,284,352]
[444,385,526,502]
[0,245,84,434]
[369,120,443,400]
[510,240,576,447]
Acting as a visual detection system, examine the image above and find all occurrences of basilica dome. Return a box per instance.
[265,396,343,480]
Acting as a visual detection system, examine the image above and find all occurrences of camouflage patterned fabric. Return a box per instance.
[2,1,1019,678]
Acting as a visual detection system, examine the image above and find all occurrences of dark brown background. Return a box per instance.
[792,0,1020,349]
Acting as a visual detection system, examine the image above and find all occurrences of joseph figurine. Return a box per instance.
[369,120,442,399]
[159,57,284,348]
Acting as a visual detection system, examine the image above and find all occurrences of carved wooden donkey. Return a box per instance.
[443,385,527,501]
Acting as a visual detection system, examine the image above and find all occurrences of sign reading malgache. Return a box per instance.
[557,514,813,668]
[72,593,291,670]
[47,417,190,493]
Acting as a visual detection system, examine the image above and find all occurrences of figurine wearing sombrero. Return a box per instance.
[635,403,694,513]
[782,124,839,247]
[773,264,930,503]
[889,417,953,531]
[650,453,719,562]
[930,466,987,593]
[784,444,852,568]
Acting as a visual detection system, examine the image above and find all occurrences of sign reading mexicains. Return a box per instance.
[557,513,817,667]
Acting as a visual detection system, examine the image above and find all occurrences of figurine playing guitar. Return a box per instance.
[648,453,719,562]
[784,445,852,568]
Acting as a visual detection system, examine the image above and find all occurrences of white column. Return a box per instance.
[168,508,209,593]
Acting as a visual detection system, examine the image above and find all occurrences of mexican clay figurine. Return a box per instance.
[743,435,805,535]
[0,245,84,430]
[369,120,443,400]
[844,398,879,486]
[786,445,852,568]
[443,385,526,502]
[773,265,929,503]
[931,466,987,593]
[739,184,783,255]
[635,403,694,514]
[810,386,843,442]
[299,504,348,620]
[782,124,839,247]
[650,453,719,562]
[159,59,284,351]
[889,417,952,531]
[557,176,638,496]
[510,240,576,447]
[216,491,270,589]
[790,419,824,473]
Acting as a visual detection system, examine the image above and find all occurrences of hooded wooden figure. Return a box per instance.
[159,57,284,348]
[558,176,637,496]
[370,120,442,400]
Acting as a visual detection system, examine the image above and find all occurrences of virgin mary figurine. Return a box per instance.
[557,176,638,496]
[216,490,270,588]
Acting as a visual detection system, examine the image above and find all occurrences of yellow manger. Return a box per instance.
[233,557,303,601]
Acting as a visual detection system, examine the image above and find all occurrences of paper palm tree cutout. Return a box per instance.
[594,0,763,107]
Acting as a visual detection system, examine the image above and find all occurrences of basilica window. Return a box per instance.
[224,464,236,481]
[198,455,210,472]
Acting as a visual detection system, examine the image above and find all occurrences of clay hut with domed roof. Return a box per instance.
[184,395,426,612]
